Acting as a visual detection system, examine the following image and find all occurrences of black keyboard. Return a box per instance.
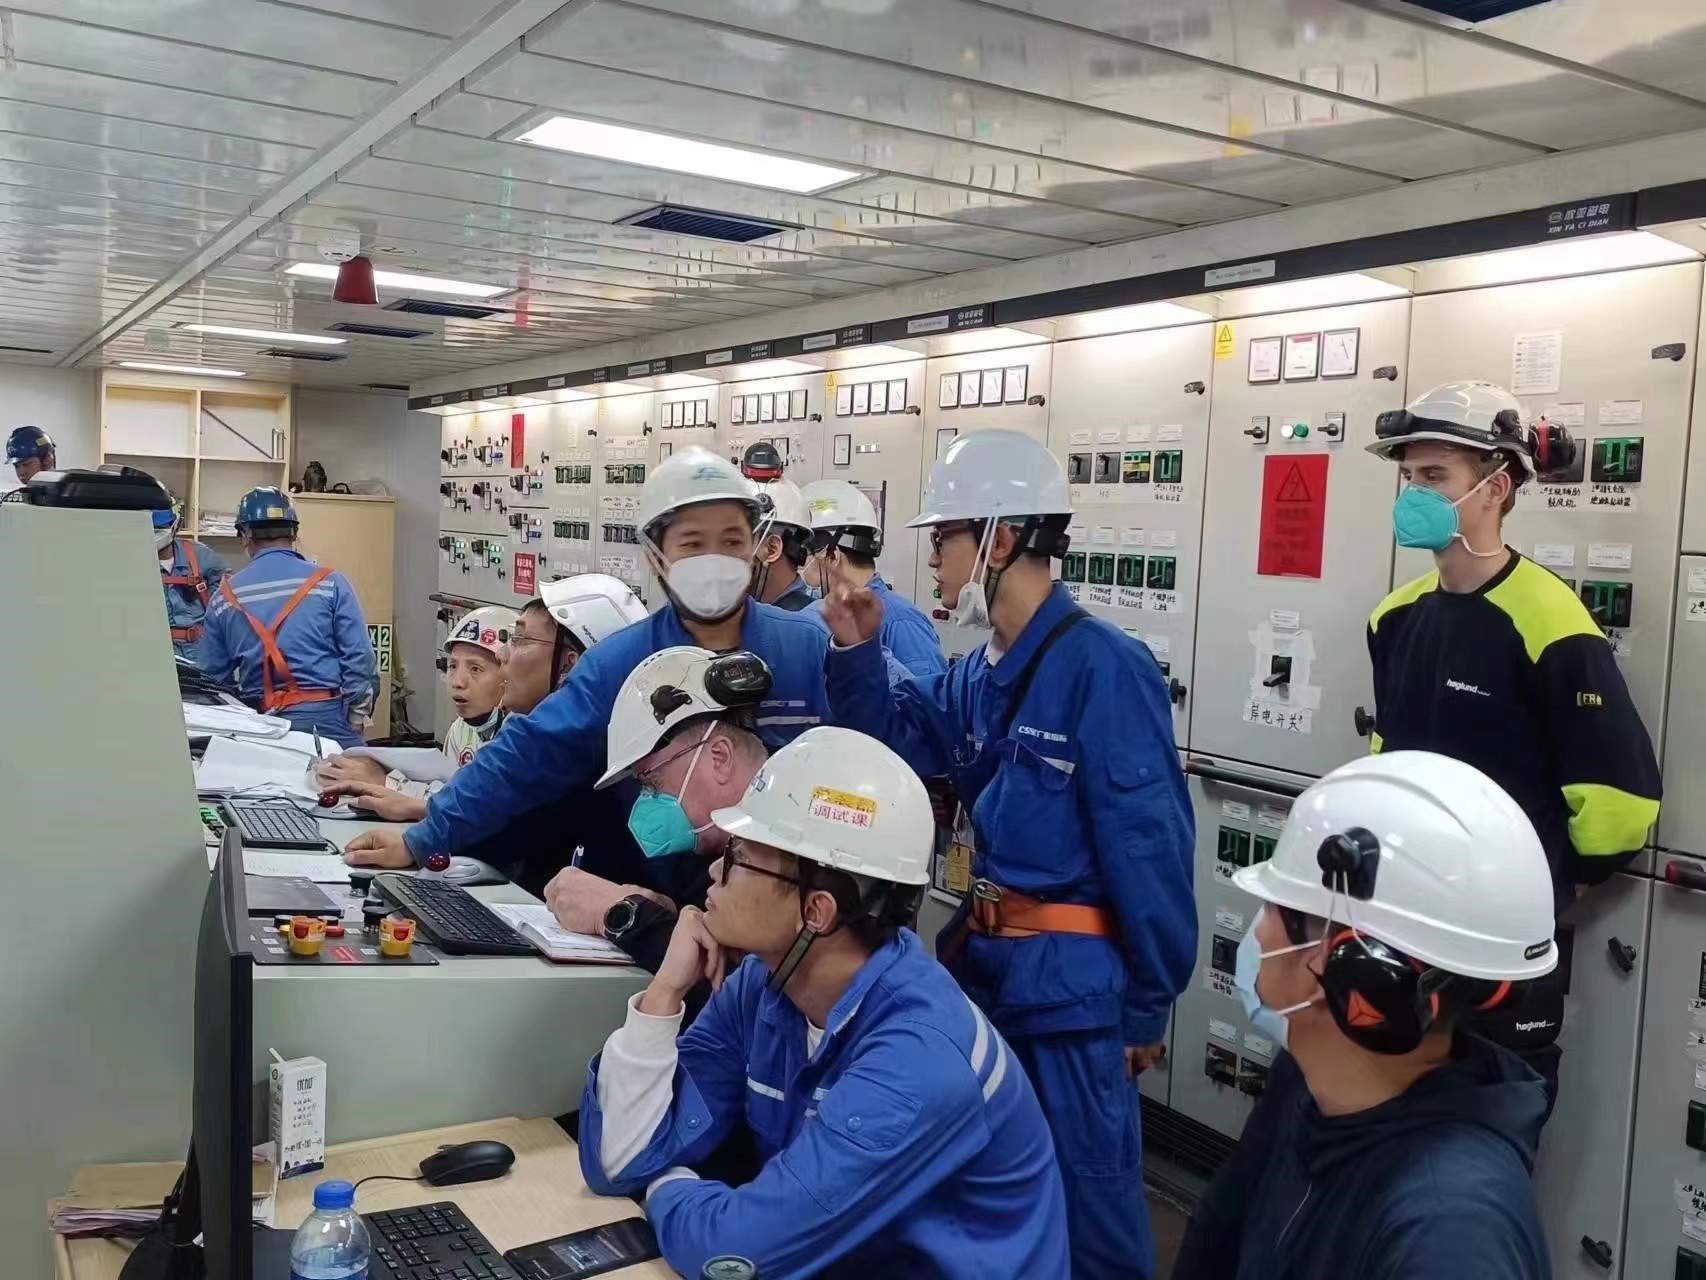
[373,873,537,957]
[224,799,329,850]
[367,1201,518,1280]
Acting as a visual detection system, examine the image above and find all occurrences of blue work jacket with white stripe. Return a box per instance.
[826,582,1196,1044]
[406,595,831,859]
[196,546,375,709]
[580,930,1069,1280]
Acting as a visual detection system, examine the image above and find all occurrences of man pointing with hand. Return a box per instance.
[819,430,1195,1280]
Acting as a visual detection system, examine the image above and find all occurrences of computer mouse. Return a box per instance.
[442,856,508,887]
[419,1139,516,1187]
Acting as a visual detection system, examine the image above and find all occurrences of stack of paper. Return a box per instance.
[184,702,293,739]
[198,510,238,537]
[49,1162,178,1239]
[196,733,340,800]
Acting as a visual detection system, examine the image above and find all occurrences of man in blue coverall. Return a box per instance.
[581,725,1069,1279]
[196,486,375,748]
[344,446,835,871]
[803,478,945,679]
[151,494,229,659]
[820,430,1196,1280]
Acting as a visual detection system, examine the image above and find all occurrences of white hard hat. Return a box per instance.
[638,446,761,535]
[1368,380,1537,480]
[1235,752,1557,982]
[757,477,813,534]
[443,606,518,661]
[711,725,932,886]
[598,645,773,788]
[801,479,880,533]
[908,429,1072,527]
[538,573,648,649]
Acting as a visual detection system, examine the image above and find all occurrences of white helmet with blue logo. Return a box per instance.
[638,447,761,537]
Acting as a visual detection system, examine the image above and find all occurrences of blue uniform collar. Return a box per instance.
[757,930,914,1049]
[250,545,306,565]
[987,582,1079,686]
[868,574,889,594]
[657,594,761,649]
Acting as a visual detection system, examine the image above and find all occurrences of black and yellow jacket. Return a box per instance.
[1368,553,1660,911]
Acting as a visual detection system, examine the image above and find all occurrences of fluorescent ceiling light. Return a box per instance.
[1414,231,1699,293]
[732,359,820,379]
[1217,272,1410,317]
[516,115,865,195]
[119,361,246,378]
[828,343,923,369]
[285,262,509,299]
[177,323,346,346]
[930,325,1054,356]
[1066,301,1214,338]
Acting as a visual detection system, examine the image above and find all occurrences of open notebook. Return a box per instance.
[490,903,633,964]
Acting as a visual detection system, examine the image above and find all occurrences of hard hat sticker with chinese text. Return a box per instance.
[809,786,877,828]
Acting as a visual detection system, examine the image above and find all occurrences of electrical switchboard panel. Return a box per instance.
[1048,323,1212,745]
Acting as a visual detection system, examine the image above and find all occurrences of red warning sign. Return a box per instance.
[513,551,537,596]
[511,413,526,467]
[1257,454,1329,579]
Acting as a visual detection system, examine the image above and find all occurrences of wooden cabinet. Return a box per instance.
[293,493,396,739]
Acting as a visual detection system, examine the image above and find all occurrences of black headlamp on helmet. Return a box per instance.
[1371,381,1580,484]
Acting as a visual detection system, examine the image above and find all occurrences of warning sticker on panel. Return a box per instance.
[809,787,877,828]
[1257,454,1328,579]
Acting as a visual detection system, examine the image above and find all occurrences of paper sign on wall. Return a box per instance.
[513,552,537,596]
[1257,454,1329,579]
[1512,331,1563,396]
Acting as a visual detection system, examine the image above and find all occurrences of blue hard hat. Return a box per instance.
[5,425,53,465]
[235,486,298,530]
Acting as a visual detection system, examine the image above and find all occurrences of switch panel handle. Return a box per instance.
[1606,937,1637,974]
[1578,1237,1612,1269]
[1353,706,1376,738]
[1184,757,1307,799]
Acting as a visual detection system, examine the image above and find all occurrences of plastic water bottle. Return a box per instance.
[289,1179,371,1279]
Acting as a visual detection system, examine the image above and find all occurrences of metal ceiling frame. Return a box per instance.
[56,0,593,370]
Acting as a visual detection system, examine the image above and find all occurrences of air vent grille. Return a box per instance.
[364,383,410,392]
[618,204,789,243]
[385,298,504,320]
[262,347,346,362]
[1402,0,1550,19]
[327,321,433,339]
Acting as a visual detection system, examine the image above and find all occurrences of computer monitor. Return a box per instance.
[119,827,255,1280]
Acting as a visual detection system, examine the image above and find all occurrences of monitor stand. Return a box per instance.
[115,1227,296,1280]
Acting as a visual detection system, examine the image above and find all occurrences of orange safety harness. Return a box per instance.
[161,539,212,645]
[218,566,339,713]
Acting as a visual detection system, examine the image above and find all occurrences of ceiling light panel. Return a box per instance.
[515,115,867,195]
[178,324,346,345]
[518,15,1392,207]
[343,152,1084,261]
[1413,231,1701,293]
[119,361,246,377]
[477,52,1264,227]
[1216,272,1412,318]
[1058,301,1216,340]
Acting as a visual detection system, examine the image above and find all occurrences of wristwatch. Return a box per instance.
[602,894,647,944]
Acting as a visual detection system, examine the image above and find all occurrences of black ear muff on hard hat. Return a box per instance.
[1527,418,1579,481]
[1318,930,1452,1056]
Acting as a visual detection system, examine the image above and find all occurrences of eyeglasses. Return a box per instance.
[632,732,706,788]
[720,839,800,888]
[927,523,976,556]
[1276,905,1327,948]
[507,631,554,650]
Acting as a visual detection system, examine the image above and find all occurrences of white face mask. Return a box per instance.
[665,554,751,622]
[949,520,998,629]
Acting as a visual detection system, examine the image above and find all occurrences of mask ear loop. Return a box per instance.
[1454,463,1509,559]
